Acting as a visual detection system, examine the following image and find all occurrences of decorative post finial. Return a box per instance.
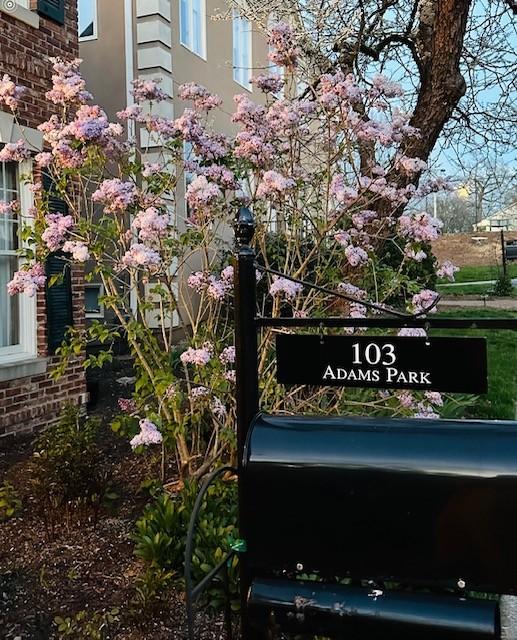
[235,206,255,249]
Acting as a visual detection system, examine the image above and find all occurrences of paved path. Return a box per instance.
[439,297,517,310]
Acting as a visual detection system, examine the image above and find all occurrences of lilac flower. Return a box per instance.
[411,289,439,315]
[186,176,222,217]
[117,104,145,122]
[268,22,300,68]
[0,74,25,110]
[404,246,427,262]
[338,282,367,299]
[189,386,210,401]
[7,263,46,297]
[180,343,213,366]
[206,277,230,300]
[121,244,161,269]
[35,152,53,168]
[396,155,427,176]
[437,260,459,282]
[370,73,404,98]
[424,391,443,406]
[42,214,74,251]
[0,140,30,163]
[130,418,163,449]
[46,58,92,105]
[131,78,167,103]
[330,175,358,207]
[220,265,234,284]
[345,245,369,267]
[251,74,284,94]
[256,170,295,199]
[132,207,169,243]
[334,231,351,248]
[220,346,236,365]
[224,370,236,383]
[188,271,209,293]
[269,276,303,300]
[92,178,138,213]
[318,71,363,108]
[142,162,163,177]
[398,328,427,337]
[0,200,19,215]
[414,403,440,419]
[178,82,222,111]
[62,240,90,262]
[398,212,443,243]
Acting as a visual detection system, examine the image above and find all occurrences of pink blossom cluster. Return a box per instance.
[197,164,237,190]
[132,207,169,243]
[0,200,19,216]
[130,418,163,449]
[269,276,303,300]
[0,74,25,111]
[178,82,222,111]
[318,72,362,109]
[398,212,442,242]
[130,78,167,103]
[404,246,427,262]
[425,391,443,406]
[189,386,210,401]
[92,178,139,213]
[251,74,284,94]
[0,140,30,163]
[120,243,161,269]
[187,270,232,301]
[352,210,377,230]
[345,245,369,267]
[219,346,236,365]
[266,99,315,136]
[396,155,427,176]
[397,391,415,408]
[268,22,300,68]
[142,162,163,177]
[330,175,359,208]
[338,282,367,300]
[181,342,214,366]
[46,58,92,105]
[411,289,439,315]
[398,327,427,337]
[62,240,90,262]
[370,74,404,98]
[256,170,295,199]
[42,213,74,251]
[118,398,137,413]
[413,404,440,419]
[35,152,53,168]
[437,260,459,281]
[185,175,222,219]
[7,263,46,297]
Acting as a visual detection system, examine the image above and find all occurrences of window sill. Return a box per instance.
[179,42,207,62]
[0,357,47,382]
[0,4,40,28]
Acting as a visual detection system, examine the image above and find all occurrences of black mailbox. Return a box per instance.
[242,414,517,594]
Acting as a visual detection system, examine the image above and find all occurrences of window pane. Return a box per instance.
[0,255,20,348]
[85,286,101,314]
[0,162,18,251]
[233,12,251,87]
[79,0,96,38]
[180,0,191,46]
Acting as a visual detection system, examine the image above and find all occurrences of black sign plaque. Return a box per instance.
[276,334,488,393]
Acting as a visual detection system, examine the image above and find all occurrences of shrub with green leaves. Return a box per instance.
[133,476,238,609]
[54,608,120,639]
[0,481,21,521]
[31,405,113,538]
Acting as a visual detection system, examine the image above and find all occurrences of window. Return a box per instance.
[85,283,104,318]
[233,10,252,89]
[78,0,97,40]
[180,0,206,58]
[0,159,36,362]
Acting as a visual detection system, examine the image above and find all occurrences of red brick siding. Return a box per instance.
[0,1,87,438]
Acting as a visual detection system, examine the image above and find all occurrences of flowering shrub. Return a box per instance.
[4,25,460,481]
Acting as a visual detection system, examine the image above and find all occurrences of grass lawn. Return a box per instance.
[437,263,517,285]
[434,309,517,420]
[437,283,496,297]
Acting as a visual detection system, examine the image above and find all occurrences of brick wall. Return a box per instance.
[0,1,87,438]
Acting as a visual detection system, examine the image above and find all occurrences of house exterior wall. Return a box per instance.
[0,1,88,438]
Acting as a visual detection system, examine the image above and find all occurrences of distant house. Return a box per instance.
[0,1,87,438]
[474,203,517,232]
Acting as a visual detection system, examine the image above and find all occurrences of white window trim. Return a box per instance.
[0,159,37,365]
[0,1,39,28]
[180,0,207,60]
[232,10,253,91]
[79,0,98,41]
[85,282,105,319]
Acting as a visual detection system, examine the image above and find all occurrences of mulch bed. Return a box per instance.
[0,358,225,639]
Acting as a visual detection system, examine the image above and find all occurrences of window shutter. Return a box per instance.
[44,173,73,354]
[46,253,73,354]
[37,0,65,24]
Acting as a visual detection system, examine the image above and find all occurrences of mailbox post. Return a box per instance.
[233,207,259,639]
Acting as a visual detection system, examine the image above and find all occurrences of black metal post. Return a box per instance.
[233,207,260,640]
[501,229,508,278]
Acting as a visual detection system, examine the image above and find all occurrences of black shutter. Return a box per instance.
[37,0,65,24]
[44,173,73,353]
